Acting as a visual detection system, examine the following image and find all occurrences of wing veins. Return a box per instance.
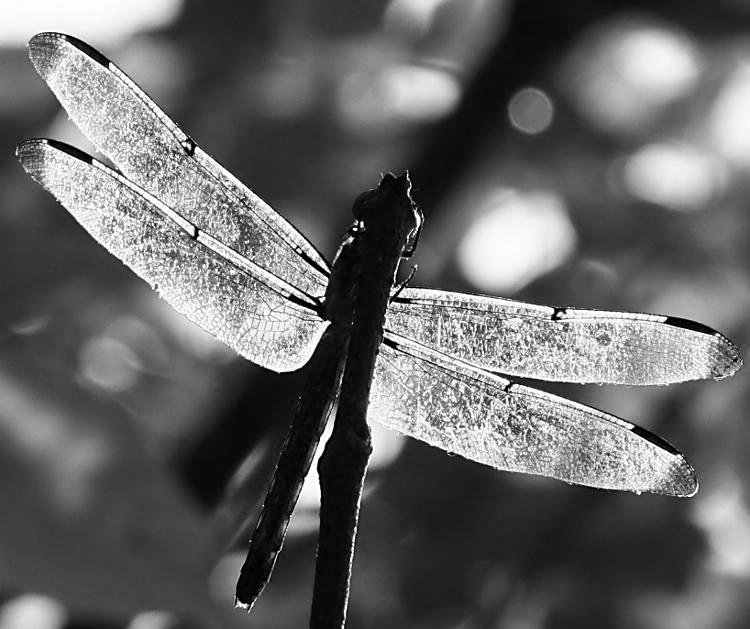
[373,333,696,495]
[386,288,741,385]
[29,32,330,298]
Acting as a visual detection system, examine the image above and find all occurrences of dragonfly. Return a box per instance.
[17,32,742,623]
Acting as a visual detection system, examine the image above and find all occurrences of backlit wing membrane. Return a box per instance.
[20,32,739,500]
[386,288,742,385]
[372,333,697,496]
[17,139,327,373]
[28,32,330,299]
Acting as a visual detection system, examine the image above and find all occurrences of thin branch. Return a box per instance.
[310,174,420,629]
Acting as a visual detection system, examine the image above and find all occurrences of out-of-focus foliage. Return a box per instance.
[0,1,749,628]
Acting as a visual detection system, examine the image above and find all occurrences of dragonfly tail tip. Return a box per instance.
[233,596,254,613]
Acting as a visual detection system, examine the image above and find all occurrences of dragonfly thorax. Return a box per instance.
[322,173,421,329]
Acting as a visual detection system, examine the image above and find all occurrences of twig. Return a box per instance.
[311,173,420,628]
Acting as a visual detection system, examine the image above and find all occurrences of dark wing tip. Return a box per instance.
[16,138,49,173]
[710,334,743,379]
[663,316,743,380]
[647,454,698,498]
[17,139,100,189]
[668,455,699,498]
[28,32,110,81]
[17,138,95,165]
[628,423,697,497]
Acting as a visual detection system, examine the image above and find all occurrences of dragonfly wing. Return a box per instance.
[371,332,697,497]
[386,288,741,385]
[18,139,327,373]
[27,32,329,299]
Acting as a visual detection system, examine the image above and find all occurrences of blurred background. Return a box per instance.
[1,0,749,627]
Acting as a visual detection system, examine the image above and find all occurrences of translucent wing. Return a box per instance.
[386,288,741,385]
[371,333,697,496]
[27,32,329,299]
[18,139,327,373]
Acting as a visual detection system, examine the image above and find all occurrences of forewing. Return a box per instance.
[27,32,329,298]
[371,333,697,496]
[386,288,741,385]
[17,139,327,373]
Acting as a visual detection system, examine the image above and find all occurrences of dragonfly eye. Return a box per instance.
[351,188,381,218]
[352,172,411,218]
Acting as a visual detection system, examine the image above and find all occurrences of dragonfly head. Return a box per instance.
[352,172,423,258]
